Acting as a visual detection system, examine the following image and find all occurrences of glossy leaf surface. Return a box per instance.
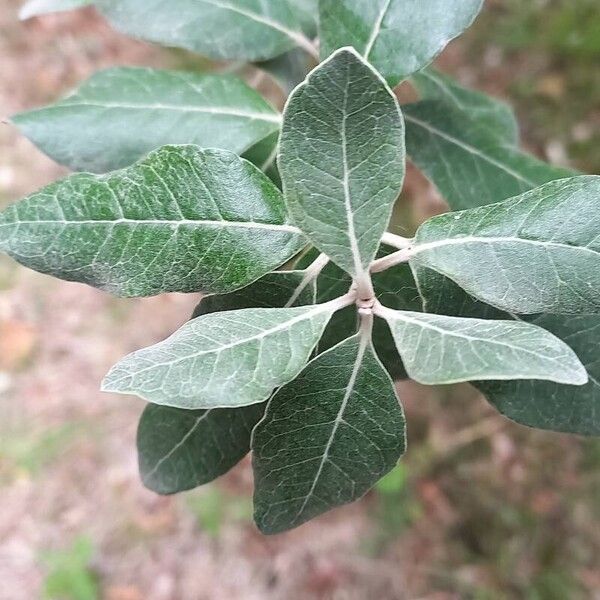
[319,0,483,86]
[280,48,405,277]
[102,303,338,409]
[13,68,281,173]
[138,403,264,494]
[253,334,406,534]
[412,176,600,314]
[0,146,304,298]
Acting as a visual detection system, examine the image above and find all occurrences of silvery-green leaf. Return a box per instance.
[319,0,484,86]
[287,0,318,37]
[102,302,340,409]
[242,131,281,186]
[12,68,281,173]
[411,176,600,314]
[252,333,406,534]
[478,315,600,436]
[193,270,316,318]
[279,47,405,277]
[138,403,264,494]
[411,68,519,146]
[379,306,587,386]
[404,100,575,210]
[19,0,90,19]
[0,146,303,297]
[96,0,317,61]
[414,269,600,435]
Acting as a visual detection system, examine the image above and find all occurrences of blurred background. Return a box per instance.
[1,0,599,598]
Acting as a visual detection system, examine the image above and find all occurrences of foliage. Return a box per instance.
[8,0,599,534]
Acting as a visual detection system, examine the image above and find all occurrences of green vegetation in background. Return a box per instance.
[42,536,99,600]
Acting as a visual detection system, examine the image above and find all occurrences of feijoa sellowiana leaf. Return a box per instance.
[478,315,600,436]
[411,176,600,314]
[12,68,281,173]
[193,270,316,318]
[253,333,406,534]
[378,305,587,386]
[96,0,316,61]
[319,0,484,86]
[19,0,90,19]
[102,302,345,409]
[414,269,600,436]
[404,100,575,210]
[137,402,265,495]
[0,146,304,298]
[279,47,405,278]
[411,69,519,146]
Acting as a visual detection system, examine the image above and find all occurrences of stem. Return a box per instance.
[292,33,319,60]
[285,253,330,308]
[354,271,376,310]
[370,248,413,273]
[358,306,374,339]
[381,232,413,249]
[323,289,357,312]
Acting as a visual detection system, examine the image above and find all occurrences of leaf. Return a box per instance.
[256,47,315,95]
[478,315,600,435]
[319,0,484,86]
[287,0,318,37]
[252,333,406,534]
[193,270,316,318]
[411,176,600,315]
[19,0,91,19]
[279,47,405,278]
[102,302,342,409]
[0,146,304,297]
[378,305,587,386]
[95,0,317,61]
[404,100,575,210]
[12,68,281,173]
[411,68,519,146]
[137,403,264,494]
[414,269,600,435]
[242,131,281,187]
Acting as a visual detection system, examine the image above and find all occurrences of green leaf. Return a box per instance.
[411,176,600,315]
[102,302,342,409]
[414,269,600,435]
[287,0,318,37]
[411,68,519,146]
[404,100,575,210]
[19,0,90,19]
[193,270,316,317]
[256,48,315,95]
[378,305,587,386]
[252,333,406,534]
[279,47,405,277]
[96,0,317,61]
[12,68,281,173]
[137,403,264,494]
[478,315,600,436]
[319,0,484,86]
[0,146,304,298]
[242,131,281,187]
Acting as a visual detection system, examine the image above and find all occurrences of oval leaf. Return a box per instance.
[411,176,600,314]
[138,403,264,494]
[0,146,304,297]
[379,306,587,386]
[404,99,574,210]
[253,333,406,534]
[96,0,316,61]
[13,68,281,173]
[102,303,339,409]
[279,47,405,278]
[319,0,484,86]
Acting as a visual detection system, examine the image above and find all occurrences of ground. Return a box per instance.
[1,1,599,598]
